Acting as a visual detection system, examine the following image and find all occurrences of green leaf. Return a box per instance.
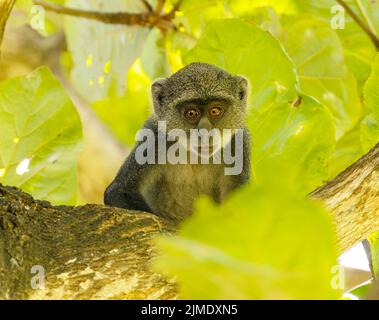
[177,0,230,36]
[368,231,379,277]
[154,163,339,299]
[361,54,379,152]
[339,21,377,89]
[227,0,297,16]
[64,0,150,102]
[0,67,83,205]
[363,54,379,118]
[92,62,152,147]
[250,95,335,192]
[361,114,379,152]
[348,280,375,300]
[329,125,364,178]
[287,0,377,90]
[140,29,171,80]
[185,19,335,192]
[281,16,362,139]
[185,19,298,110]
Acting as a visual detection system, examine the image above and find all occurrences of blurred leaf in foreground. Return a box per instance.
[154,161,339,299]
[0,67,83,205]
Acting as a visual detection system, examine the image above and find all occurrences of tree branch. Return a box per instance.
[155,0,165,15]
[336,0,379,51]
[140,0,154,13]
[311,143,379,253]
[33,0,180,32]
[0,0,16,52]
[0,184,177,299]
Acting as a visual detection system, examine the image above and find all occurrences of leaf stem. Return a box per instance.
[355,0,378,38]
[336,0,379,51]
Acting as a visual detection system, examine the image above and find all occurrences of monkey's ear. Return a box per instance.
[235,76,249,101]
[151,78,167,111]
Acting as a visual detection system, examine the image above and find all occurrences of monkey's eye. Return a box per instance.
[184,107,200,121]
[209,106,224,118]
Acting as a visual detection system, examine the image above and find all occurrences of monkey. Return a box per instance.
[104,62,250,222]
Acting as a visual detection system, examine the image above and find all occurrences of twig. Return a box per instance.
[33,0,181,32]
[336,0,379,51]
[355,0,378,38]
[155,0,165,14]
[0,0,17,53]
[140,0,153,13]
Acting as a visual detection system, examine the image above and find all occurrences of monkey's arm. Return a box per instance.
[104,119,156,213]
[230,127,251,187]
[241,128,251,183]
[103,154,152,212]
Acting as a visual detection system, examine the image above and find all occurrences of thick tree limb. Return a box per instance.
[311,143,379,253]
[0,143,378,299]
[0,185,177,299]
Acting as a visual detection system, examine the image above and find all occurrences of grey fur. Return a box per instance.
[104,63,250,222]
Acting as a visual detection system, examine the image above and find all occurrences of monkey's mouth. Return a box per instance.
[190,143,220,157]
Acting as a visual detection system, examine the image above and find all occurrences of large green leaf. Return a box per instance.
[154,163,339,299]
[140,28,171,80]
[281,16,362,140]
[185,19,298,111]
[291,0,377,90]
[250,96,335,192]
[185,19,335,192]
[64,0,150,102]
[176,0,229,37]
[329,125,364,178]
[0,67,83,205]
[361,54,379,152]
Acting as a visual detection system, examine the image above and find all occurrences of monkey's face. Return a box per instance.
[175,98,245,156]
[178,98,230,129]
[151,63,249,155]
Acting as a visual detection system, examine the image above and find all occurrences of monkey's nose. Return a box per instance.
[197,117,213,130]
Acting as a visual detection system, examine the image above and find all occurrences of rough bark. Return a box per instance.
[0,184,176,299]
[311,143,379,254]
[0,143,378,299]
